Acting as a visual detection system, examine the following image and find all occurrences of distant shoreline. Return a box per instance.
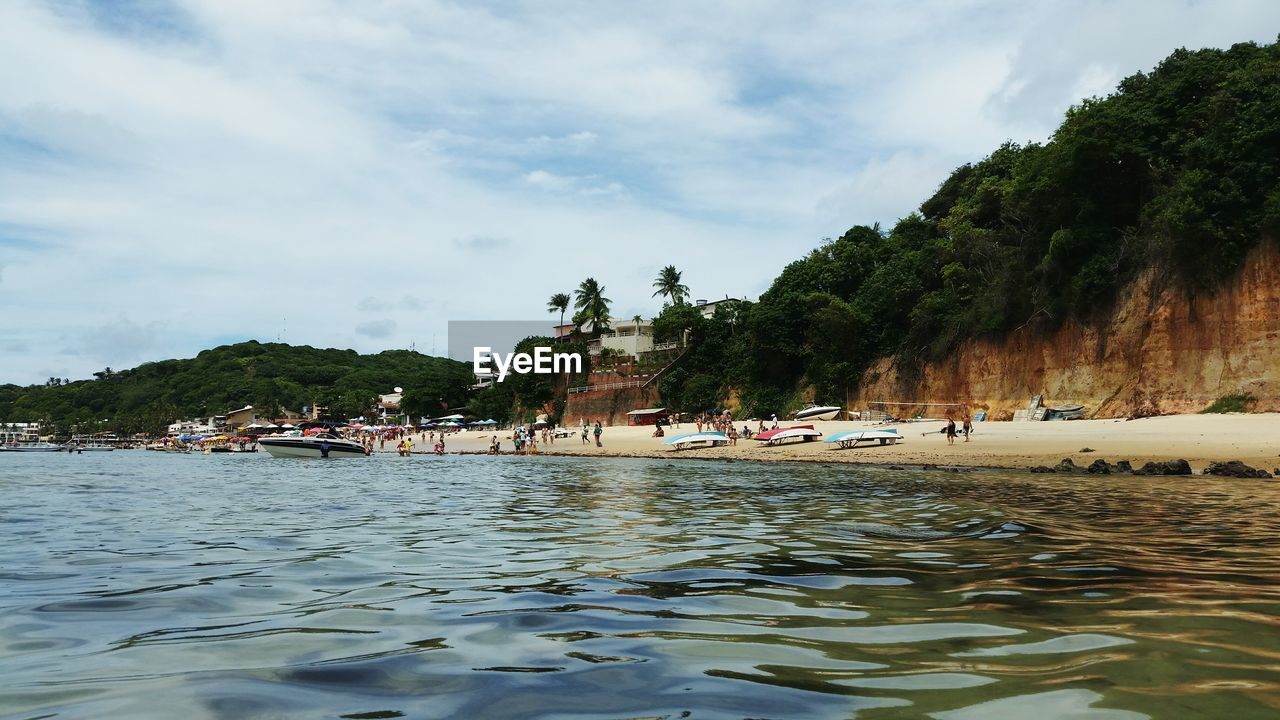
[388,413,1280,476]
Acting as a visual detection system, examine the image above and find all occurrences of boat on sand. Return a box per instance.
[793,404,842,421]
[754,425,823,446]
[824,429,904,449]
[664,431,730,449]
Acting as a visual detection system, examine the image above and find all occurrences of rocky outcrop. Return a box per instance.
[1133,459,1193,476]
[854,242,1280,418]
[1202,460,1273,478]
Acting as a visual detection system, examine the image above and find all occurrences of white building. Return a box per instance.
[166,419,218,436]
[1,422,41,444]
[694,297,747,319]
[577,317,655,359]
[599,317,654,358]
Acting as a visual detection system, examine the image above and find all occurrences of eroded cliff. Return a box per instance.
[853,242,1280,418]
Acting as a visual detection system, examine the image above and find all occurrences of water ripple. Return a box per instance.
[1,453,1277,718]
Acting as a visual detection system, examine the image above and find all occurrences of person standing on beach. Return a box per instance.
[771,414,778,429]
[581,423,589,444]
[593,421,603,447]
[945,416,957,445]
[962,412,973,442]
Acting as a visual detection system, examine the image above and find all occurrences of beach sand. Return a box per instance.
[403,414,1280,473]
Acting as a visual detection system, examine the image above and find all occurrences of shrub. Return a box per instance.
[1201,392,1257,413]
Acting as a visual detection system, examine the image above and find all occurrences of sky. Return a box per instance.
[2,0,1277,385]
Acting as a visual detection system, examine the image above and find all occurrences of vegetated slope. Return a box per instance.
[0,341,474,434]
[853,240,1280,417]
[656,39,1280,417]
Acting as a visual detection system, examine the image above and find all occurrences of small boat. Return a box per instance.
[67,442,114,452]
[754,425,823,446]
[0,442,65,452]
[825,429,904,449]
[793,404,842,421]
[258,433,368,458]
[1043,404,1085,421]
[664,431,729,449]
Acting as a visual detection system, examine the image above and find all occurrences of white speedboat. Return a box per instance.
[793,404,842,421]
[0,442,65,452]
[258,433,368,459]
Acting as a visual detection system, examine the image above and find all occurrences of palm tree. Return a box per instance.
[547,292,571,328]
[652,265,690,305]
[573,278,612,335]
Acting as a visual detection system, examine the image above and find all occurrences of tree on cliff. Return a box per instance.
[652,265,690,306]
[547,292,571,329]
[573,278,612,335]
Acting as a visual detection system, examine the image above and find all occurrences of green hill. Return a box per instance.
[0,341,474,436]
[655,38,1280,415]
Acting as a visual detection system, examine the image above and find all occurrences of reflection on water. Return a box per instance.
[1,453,1278,719]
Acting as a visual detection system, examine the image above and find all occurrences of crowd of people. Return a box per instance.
[473,419,606,456]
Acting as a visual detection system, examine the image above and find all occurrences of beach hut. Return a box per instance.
[626,408,669,426]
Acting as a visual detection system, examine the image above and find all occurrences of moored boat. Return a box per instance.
[258,433,368,458]
[0,442,65,452]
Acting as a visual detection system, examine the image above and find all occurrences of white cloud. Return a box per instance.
[61,317,168,368]
[355,319,397,339]
[524,170,624,197]
[1,0,1278,383]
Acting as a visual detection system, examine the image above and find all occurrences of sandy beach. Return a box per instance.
[401,414,1280,473]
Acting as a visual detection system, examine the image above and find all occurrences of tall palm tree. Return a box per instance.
[652,265,690,305]
[573,278,612,335]
[547,292,571,328]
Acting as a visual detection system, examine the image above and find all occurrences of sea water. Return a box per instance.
[2,452,1278,719]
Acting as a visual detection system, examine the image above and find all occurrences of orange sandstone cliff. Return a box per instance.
[853,242,1280,418]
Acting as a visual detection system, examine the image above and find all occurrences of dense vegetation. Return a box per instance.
[656,39,1280,416]
[0,341,474,436]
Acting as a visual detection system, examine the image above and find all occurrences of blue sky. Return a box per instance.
[2,0,1278,385]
